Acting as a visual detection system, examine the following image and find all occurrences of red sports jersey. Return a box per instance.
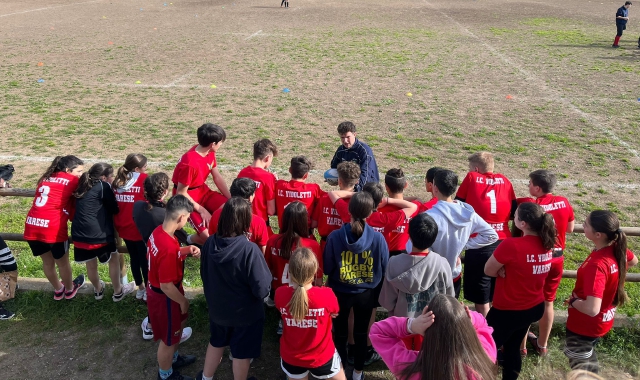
[423,197,438,210]
[147,226,184,288]
[275,286,339,368]
[518,194,574,249]
[377,201,426,251]
[492,235,552,310]
[456,172,516,240]
[237,166,276,222]
[171,145,217,202]
[312,195,351,238]
[208,208,269,247]
[113,172,148,241]
[24,172,79,243]
[366,210,406,247]
[275,180,323,229]
[265,234,323,291]
[567,247,635,337]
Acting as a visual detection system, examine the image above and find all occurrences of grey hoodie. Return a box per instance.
[418,200,498,278]
[379,252,454,318]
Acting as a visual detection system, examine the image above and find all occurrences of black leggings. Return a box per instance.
[123,239,148,287]
[487,302,545,380]
[333,289,375,371]
[564,329,601,374]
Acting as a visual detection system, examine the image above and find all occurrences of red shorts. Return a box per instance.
[188,190,227,234]
[401,334,423,350]
[543,256,564,302]
[147,285,188,346]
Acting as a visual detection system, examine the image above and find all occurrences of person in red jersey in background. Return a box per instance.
[564,210,637,374]
[208,178,269,254]
[237,139,278,235]
[275,155,323,231]
[266,201,323,334]
[455,152,516,317]
[378,168,429,257]
[485,202,557,380]
[172,123,230,246]
[312,162,359,254]
[517,170,575,357]
[276,247,346,380]
[24,155,86,300]
[112,153,149,301]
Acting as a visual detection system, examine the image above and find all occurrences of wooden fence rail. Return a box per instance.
[3,188,640,281]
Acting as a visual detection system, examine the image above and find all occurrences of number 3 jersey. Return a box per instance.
[24,172,80,243]
[456,172,516,240]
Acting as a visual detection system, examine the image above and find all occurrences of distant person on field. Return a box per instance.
[0,236,18,320]
[455,152,516,317]
[415,169,498,298]
[237,139,279,235]
[613,1,632,47]
[330,121,379,192]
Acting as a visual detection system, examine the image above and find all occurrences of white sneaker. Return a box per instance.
[136,288,145,300]
[141,317,153,340]
[94,280,106,300]
[113,281,136,302]
[180,327,192,343]
[264,295,275,307]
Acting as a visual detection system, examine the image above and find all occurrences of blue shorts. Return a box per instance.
[209,318,264,359]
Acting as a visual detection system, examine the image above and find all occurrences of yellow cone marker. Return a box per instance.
[135,81,141,84]
[406,92,412,97]
[210,84,217,89]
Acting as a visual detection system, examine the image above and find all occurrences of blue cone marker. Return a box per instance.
[283,88,290,93]
[37,79,45,83]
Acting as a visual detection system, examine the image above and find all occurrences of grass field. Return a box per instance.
[1,0,640,378]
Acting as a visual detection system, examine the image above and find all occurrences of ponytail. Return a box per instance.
[112,153,147,190]
[38,155,83,185]
[279,202,309,260]
[75,163,112,198]
[348,192,374,239]
[516,202,557,251]
[287,247,318,321]
[587,210,629,307]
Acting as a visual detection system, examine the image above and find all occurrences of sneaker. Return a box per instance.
[113,281,136,302]
[0,305,15,320]
[526,332,548,356]
[95,280,106,300]
[142,317,154,340]
[364,347,381,366]
[264,295,275,307]
[53,286,65,301]
[136,288,145,300]
[157,370,193,380]
[64,274,86,300]
[276,320,283,335]
[180,327,193,344]
[173,354,197,369]
[613,44,620,48]
[352,370,365,380]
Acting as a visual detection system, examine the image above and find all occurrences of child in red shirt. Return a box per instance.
[172,123,230,246]
[564,210,638,374]
[276,247,345,380]
[484,202,557,380]
[147,195,200,380]
[266,201,322,327]
[275,156,323,230]
[24,155,85,300]
[237,139,278,234]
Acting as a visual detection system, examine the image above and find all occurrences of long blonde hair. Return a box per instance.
[287,247,318,321]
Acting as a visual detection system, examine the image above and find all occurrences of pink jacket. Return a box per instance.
[369,312,497,380]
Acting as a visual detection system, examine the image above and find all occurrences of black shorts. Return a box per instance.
[27,240,69,260]
[281,350,342,379]
[73,242,117,264]
[209,318,264,359]
[463,240,502,304]
[372,281,383,308]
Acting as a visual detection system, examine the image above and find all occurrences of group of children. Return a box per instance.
[6,121,638,380]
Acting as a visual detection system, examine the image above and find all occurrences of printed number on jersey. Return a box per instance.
[486,189,497,214]
[281,263,290,285]
[35,185,51,207]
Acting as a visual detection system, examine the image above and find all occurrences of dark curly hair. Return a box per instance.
[143,172,170,211]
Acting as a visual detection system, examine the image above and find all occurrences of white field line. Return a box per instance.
[165,71,195,87]
[0,0,101,18]
[102,83,238,89]
[422,0,640,162]
[2,155,639,189]
[245,30,263,40]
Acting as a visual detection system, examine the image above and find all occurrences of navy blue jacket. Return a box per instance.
[330,138,379,192]
[617,6,629,25]
[324,223,389,294]
[201,234,271,326]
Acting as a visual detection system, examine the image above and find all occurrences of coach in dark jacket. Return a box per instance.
[330,121,379,192]
[613,1,632,47]
[199,196,271,379]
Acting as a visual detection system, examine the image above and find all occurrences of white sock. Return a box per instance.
[353,370,363,380]
[122,275,128,284]
[202,375,213,380]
